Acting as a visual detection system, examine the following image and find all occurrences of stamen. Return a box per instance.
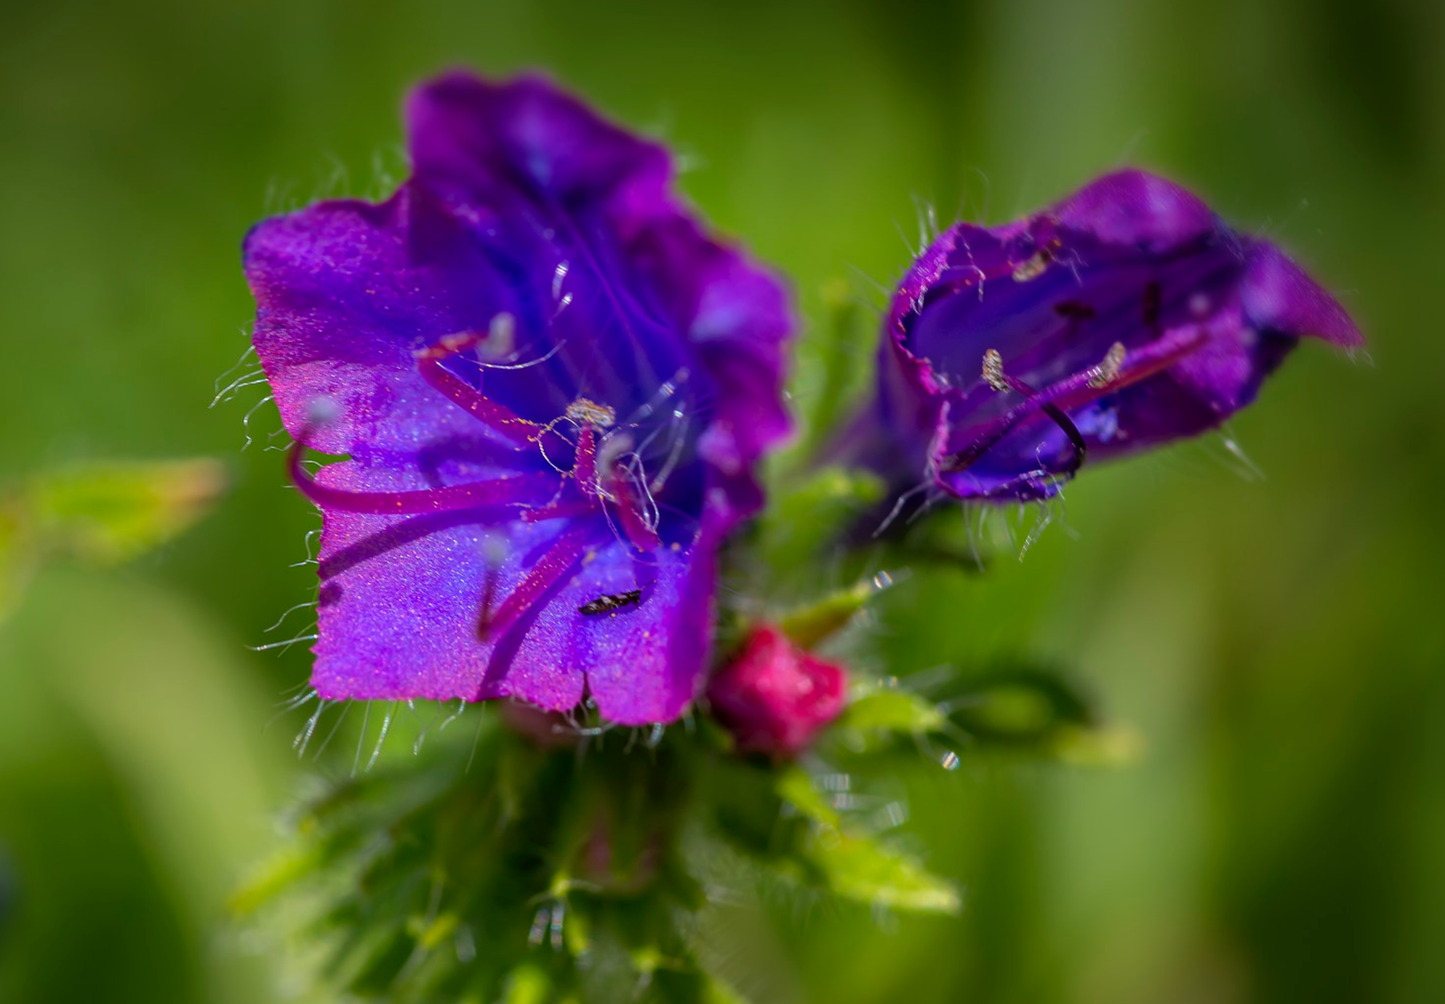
[565,398,616,429]
[1093,324,1208,394]
[475,340,567,371]
[415,352,539,445]
[477,526,593,640]
[606,462,661,552]
[486,312,516,359]
[952,350,1088,477]
[620,367,689,427]
[573,425,599,496]
[521,500,596,523]
[414,314,515,363]
[1011,250,1050,282]
[288,439,557,514]
[982,349,1008,391]
[945,328,1209,478]
[1088,342,1127,389]
[594,431,635,493]
[648,410,690,493]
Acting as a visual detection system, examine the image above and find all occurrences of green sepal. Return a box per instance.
[835,681,948,737]
[777,572,894,650]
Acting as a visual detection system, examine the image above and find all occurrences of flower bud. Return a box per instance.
[707,624,848,758]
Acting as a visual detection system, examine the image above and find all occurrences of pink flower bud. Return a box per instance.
[707,624,848,758]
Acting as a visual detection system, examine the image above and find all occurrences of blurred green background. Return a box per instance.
[1,0,1441,1001]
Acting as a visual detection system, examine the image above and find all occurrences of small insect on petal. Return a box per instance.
[578,589,642,616]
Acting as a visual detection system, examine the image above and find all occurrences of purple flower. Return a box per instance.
[243,73,792,725]
[843,170,1362,503]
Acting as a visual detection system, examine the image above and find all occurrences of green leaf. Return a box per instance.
[26,458,226,565]
[227,844,325,917]
[408,910,460,951]
[774,765,840,828]
[939,667,1142,766]
[561,904,591,956]
[500,964,550,1004]
[343,925,417,996]
[776,766,959,915]
[777,573,895,650]
[956,681,1061,736]
[835,683,948,736]
[699,973,751,1004]
[949,668,1097,745]
[806,829,961,915]
[1049,722,1146,767]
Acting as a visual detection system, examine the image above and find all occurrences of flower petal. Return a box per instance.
[1051,169,1217,250]
[1241,242,1363,346]
[492,531,716,725]
[310,461,585,707]
[407,72,671,217]
[245,184,524,461]
[626,214,794,507]
[406,73,793,524]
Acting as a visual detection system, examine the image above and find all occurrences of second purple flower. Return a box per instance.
[844,170,1362,504]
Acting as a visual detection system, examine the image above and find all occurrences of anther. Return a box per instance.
[982,349,1008,391]
[566,398,616,429]
[305,395,341,427]
[415,331,478,361]
[413,312,516,364]
[1088,342,1127,389]
[1011,250,1050,282]
[486,312,516,359]
[954,350,1090,479]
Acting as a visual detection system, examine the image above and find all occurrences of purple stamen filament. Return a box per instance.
[477,524,595,640]
[941,324,1210,478]
[288,438,559,514]
[607,466,662,552]
[415,345,540,446]
[292,331,669,653]
[574,425,599,496]
[951,350,1088,477]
